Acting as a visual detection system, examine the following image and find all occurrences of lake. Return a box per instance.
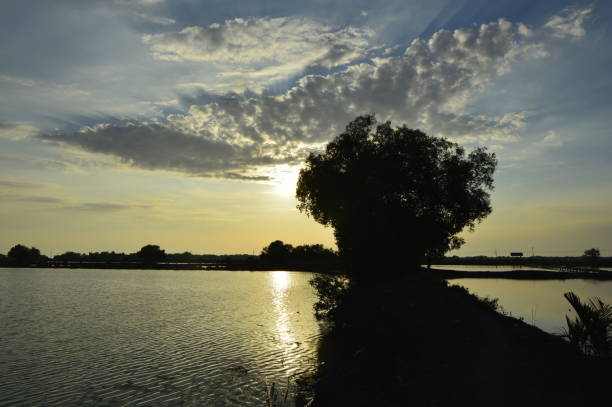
[2,268,611,406]
[453,278,612,334]
[0,268,320,406]
[428,265,549,272]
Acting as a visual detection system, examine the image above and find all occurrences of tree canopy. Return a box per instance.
[296,115,497,277]
[583,248,601,268]
[583,248,601,258]
[136,244,166,265]
[7,244,45,266]
[260,240,338,269]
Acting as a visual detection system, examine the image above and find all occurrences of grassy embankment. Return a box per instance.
[299,274,611,406]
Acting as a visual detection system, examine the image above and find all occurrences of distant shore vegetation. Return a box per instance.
[0,241,340,271]
[1,242,610,269]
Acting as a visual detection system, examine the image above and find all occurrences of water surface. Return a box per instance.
[429,264,548,272]
[453,278,612,334]
[0,268,320,406]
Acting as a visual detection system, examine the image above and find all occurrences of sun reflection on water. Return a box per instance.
[272,271,291,292]
[270,271,295,350]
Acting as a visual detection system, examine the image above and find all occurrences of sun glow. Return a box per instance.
[270,165,300,197]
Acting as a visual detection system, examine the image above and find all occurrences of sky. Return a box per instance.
[1,0,611,257]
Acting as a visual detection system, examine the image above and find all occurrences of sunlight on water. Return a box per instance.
[271,271,297,370]
[271,270,292,292]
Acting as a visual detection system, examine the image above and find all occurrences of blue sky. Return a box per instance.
[1,0,610,256]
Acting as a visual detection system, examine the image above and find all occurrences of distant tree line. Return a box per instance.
[2,242,606,270]
[0,242,338,271]
[439,250,611,268]
[259,240,339,271]
[0,243,258,268]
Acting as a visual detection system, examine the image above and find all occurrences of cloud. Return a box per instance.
[142,16,373,88]
[0,179,44,189]
[133,12,175,25]
[538,130,564,148]
[168,17,542,147]
[43,9,589,180]
[38,122,291,178]
[16,196,64,204]
[117,0,166,5]
[0,74,90,99]
[71,202,151,212]
[545,7,591,39]
[0,122,39,140]
[0,191,153,212]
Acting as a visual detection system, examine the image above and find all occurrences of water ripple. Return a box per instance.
[0,269,320,406]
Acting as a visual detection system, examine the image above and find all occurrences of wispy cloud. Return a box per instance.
[71,202,152,212]
[15,196,64,204]
[0,192,153,212]
[0,74,90,99]
[0,179,45,189]
[545,7,591,39]
[143,16,373,90]
[133,12,175,25]
[0,122,39,140]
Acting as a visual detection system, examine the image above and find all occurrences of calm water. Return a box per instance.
[0,268,320,406]
[453,278,612,334]
[429,264,549,272]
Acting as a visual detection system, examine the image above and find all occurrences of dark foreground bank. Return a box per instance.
[302,277,611,406]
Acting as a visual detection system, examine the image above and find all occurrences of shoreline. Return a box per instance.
[429,268,612,280]
[305,277,611,406]
[0,263,339,272]
[6,264,611,280]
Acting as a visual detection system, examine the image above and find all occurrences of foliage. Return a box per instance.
[260,240,294,266]
[296,115,496,277]
[583,248,601,268]
[7,244,45,266]
[309,274,351,322]
[583,248,601,258]
[563,291,612,357]
[260,240,338,269]
[136,244,166,264]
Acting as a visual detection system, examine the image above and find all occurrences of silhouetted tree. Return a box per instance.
[136,244,166,265]
[583,248,601,268]
[260,240,294,266]
[296,115,497,277]
[7,244,44,266]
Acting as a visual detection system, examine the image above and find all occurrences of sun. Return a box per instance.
[271,165,300,196]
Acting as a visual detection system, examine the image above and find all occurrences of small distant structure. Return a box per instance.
[510,252,523,257]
